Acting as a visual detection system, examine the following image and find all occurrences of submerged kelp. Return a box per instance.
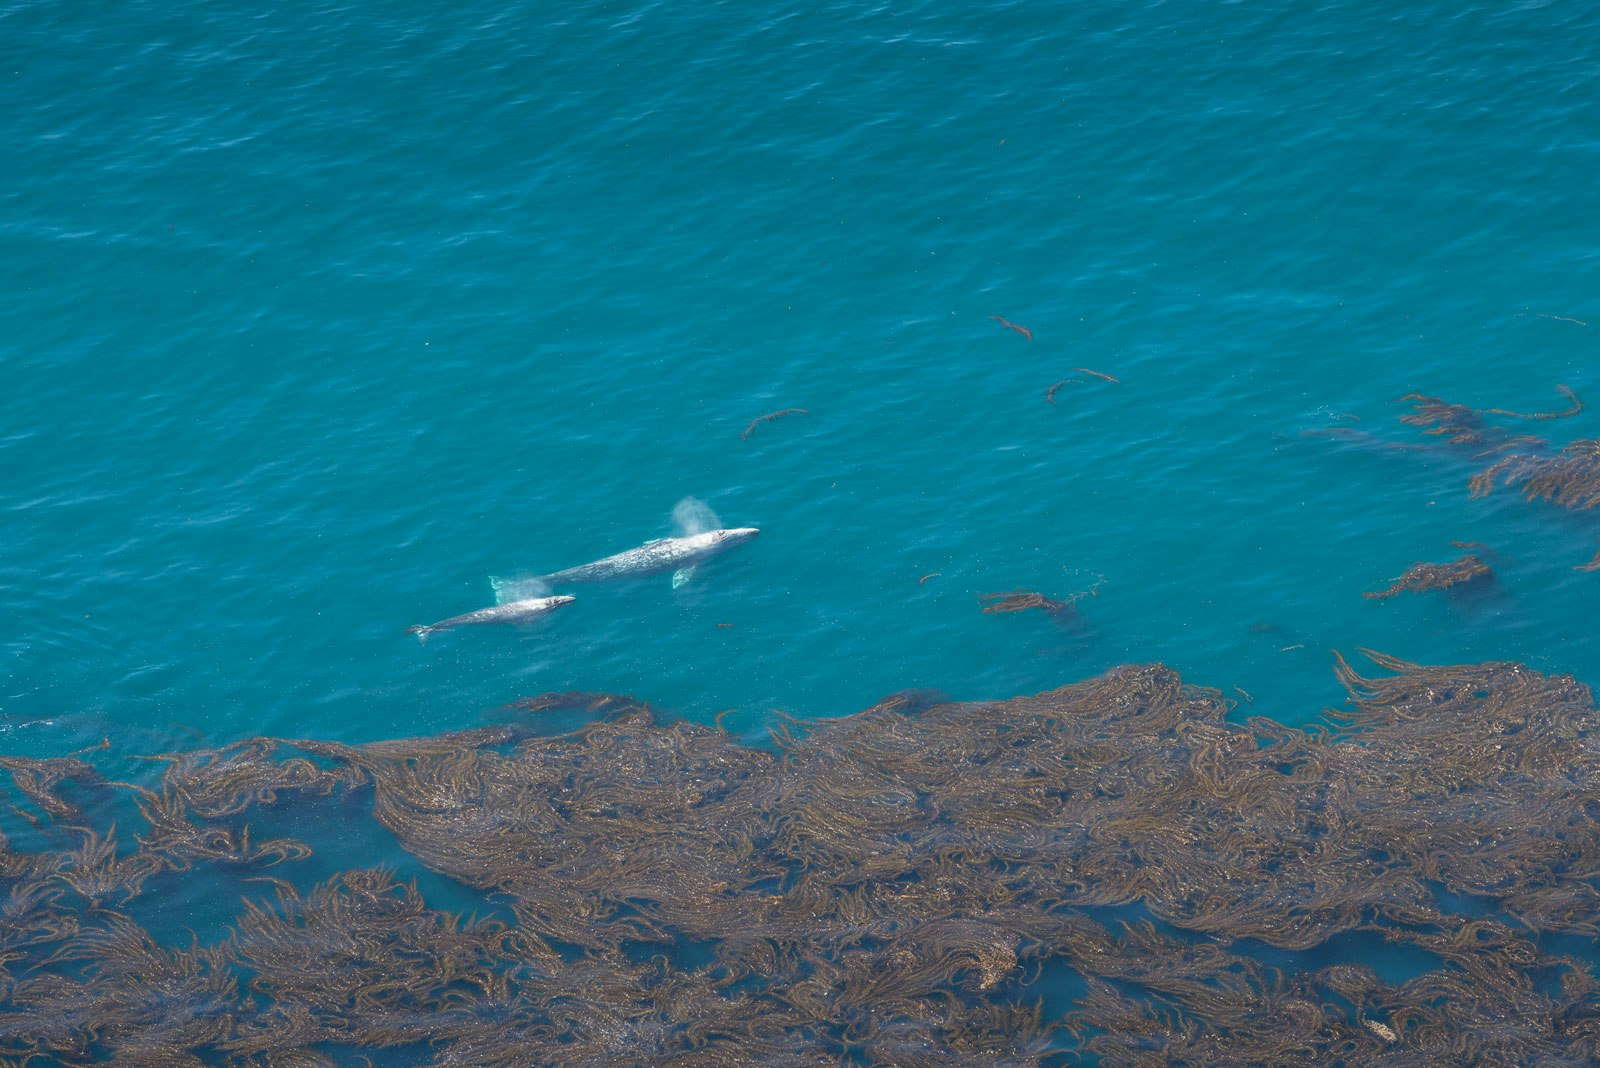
[5,658,1600,1064]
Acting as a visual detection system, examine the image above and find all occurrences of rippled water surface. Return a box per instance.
[6,0,1594,754]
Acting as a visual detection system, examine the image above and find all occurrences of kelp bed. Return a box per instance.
[5,656,1600,1065]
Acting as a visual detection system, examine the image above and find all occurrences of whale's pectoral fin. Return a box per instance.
[671,565,699,590]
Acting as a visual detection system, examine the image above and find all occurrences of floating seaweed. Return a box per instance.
[1388,387,1600,567]
[1481,383,1583,421]
[1522,311,1590,326]
[6,655,1600,1063]
[1363,553,1492,600]
[0,754,105,822]
[979,579,1101,620]
[1391,385,1576,454]
[1377,386,1579,458]
[738,408,809,442]
[1471,436,1600,511]
[978,589,1076,616]
[1045,368,1118,402]
[1397,392,1492,445]
[989,315,1032,341]
[1396,386,1573,453]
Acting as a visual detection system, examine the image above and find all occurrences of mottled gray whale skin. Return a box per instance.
[541,528,759,586]
[408,594,575,641]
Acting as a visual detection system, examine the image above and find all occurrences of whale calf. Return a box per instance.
[407,594,575,642]
[495,527,760,597]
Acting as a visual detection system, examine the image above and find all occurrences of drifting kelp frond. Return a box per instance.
[0,755,105,822]
[1471,437,1600,511]
[978,580,1101,619]
[739,408,809,442]
[1363,554,1491,599]
[50,824,167,908]
[1481,383,1583,421]
[131,738,359,820]
[1397,385,1580,446]
[1392,387,1600,567]
[1398,393,1492,445]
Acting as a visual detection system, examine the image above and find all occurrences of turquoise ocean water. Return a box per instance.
[1,0,1597,1045]
[5,0,1594,754]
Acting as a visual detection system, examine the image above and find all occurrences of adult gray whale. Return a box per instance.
[532,528,760,590]
[407,594,575,642]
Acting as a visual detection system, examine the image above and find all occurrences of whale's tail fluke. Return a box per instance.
[406,625,432,643]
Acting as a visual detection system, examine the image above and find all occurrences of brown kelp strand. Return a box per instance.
[8,658,1600,1062]
[979,582,1100,619]
[127,737,361,820]
[979,590,1075,616]
[989,315,1033,341]
[1397,386,1580,449]
[1393,388,1600,567]
[0,754,105,822]
[1044,368,1119,402]
[1481,383,1583,421]
[739,408,809,442]
[1393,387,1598,509]
[1472,437,1600,512]
[1362,553,1491,599]
[1397,392,1491,445]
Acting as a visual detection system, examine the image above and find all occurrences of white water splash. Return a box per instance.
[489,574,551,605]
[672,496,722,537]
